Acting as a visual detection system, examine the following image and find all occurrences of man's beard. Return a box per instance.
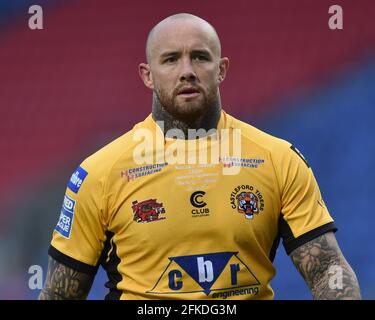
[153,83,219,123]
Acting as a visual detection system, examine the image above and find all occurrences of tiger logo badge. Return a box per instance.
[230,185,265,220]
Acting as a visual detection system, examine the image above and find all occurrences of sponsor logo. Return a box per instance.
[67,166,88,193]
[132,199,166,223]
[174,164,219,192]
[230,185,265,220]
[147,252,260,298]
[290,145,310,168]
[121,163,168,182]
[219,157,265,169]
[190,191,207,208]
[190,191,210,218]
[55,195,75,238]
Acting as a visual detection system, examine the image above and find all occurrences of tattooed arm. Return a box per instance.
[38,256,95,300]
[290,231,361,300]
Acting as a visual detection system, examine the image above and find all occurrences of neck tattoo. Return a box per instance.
[151,94,221,138]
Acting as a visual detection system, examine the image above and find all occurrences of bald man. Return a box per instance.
[39,14,361,300]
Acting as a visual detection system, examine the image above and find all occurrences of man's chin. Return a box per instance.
[170,102,207,122]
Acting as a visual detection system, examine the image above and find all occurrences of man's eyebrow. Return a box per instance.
[191,49,211,56]
[159,49,213,59]
[159,51,180,59]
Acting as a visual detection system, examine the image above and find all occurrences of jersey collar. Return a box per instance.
[143,109,231,139]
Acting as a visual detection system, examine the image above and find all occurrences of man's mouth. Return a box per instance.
[177,87,201,98]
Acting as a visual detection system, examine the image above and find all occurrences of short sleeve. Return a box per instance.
[49,163,107,275]
[278,144,337,255]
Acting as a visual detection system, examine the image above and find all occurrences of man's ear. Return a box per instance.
[139,63,154,90]
[218,57,229,83]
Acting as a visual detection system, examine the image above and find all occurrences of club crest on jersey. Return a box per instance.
[230,185,265,220]
[147,252,260,298]
[132,199,166,223]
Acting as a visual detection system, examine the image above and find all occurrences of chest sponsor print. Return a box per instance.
[147,252,260,298]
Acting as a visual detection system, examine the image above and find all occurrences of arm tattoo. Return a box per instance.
[290,232,361,300]
[38,256,94,300]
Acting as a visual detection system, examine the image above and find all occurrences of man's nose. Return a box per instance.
[179,58,197,82]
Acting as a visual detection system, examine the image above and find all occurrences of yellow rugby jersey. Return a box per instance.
[49,110,336,300]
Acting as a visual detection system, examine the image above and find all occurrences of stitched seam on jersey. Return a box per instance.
[268,149,283,202]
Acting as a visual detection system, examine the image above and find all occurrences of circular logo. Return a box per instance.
[190,191,207,208]
[229,185,265,220]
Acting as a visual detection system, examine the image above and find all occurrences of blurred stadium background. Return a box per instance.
[0,0,374,299]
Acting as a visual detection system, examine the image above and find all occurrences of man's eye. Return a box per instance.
[164,57,177,63]
[194,55,208,62]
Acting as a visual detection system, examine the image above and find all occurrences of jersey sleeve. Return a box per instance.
[277,144,337,255]
[49,163,108,275]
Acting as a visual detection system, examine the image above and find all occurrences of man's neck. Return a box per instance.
[151,95,222,138]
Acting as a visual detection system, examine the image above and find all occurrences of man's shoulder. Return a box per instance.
[78,117,148,177]
[228,113,291,154]
[228,113,311,170]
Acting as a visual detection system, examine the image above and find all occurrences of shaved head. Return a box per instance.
[145,13,222,63]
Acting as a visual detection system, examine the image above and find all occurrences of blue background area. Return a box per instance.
[260,59,375,299]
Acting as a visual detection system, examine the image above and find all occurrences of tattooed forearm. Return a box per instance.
[38,256,94,300]
[290,232,361,300]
